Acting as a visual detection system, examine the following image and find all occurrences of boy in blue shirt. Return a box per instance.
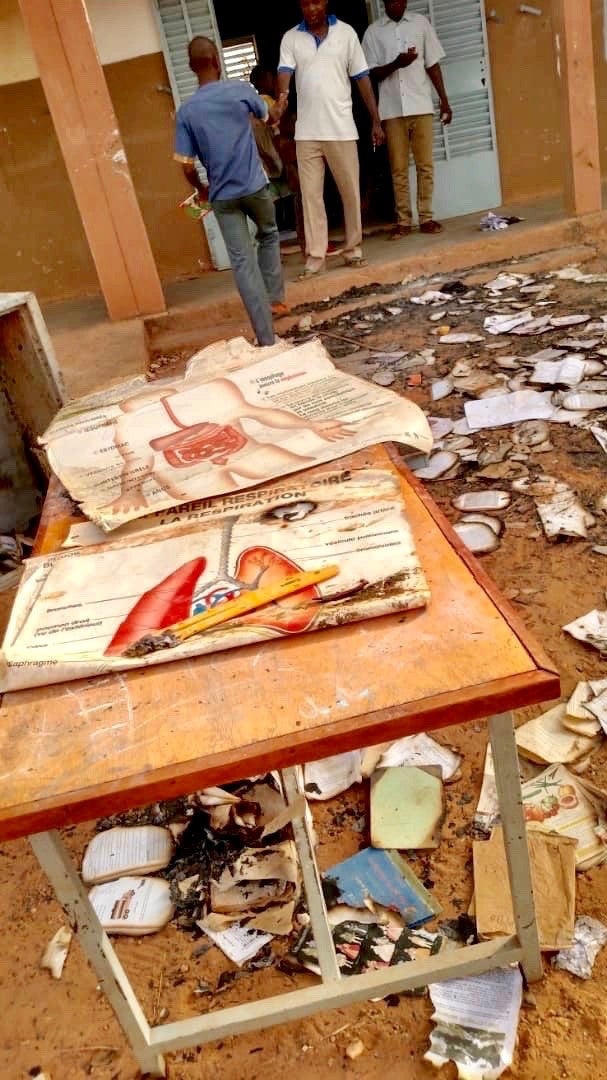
[175,38,288,346]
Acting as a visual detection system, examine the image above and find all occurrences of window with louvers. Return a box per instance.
[369,0,494,164]
[153,0,225,107]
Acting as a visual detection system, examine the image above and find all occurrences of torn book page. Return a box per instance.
[324,848,441,926]
[529,357,587,387]
[82,826,173,884]
[515,703,601,764]
[294,919,447,980]
[374,732,461,781]
[200,924,273,966]
[465,391,555,430]
[40,926,73,980]
[426,967,523,1080]
[512,475,595,540]
[88,877,175,935]
[474,745,499,834]
[303,752,362,800]
[521,764,607,870]
[564,609,607,655]
[41,338,433,532]
[473,827,576,950]
[552,916,607,979]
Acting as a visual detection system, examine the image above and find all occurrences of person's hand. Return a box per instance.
[311,419,356,442]
[372,120,385,148]
[110,491,149,514]
[194,185,209,205]
[440,102,453,125]
[397,47,418,68]
[269,93,289,126]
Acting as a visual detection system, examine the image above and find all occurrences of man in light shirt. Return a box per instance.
[363,0,452,238]
[277,0,385,277]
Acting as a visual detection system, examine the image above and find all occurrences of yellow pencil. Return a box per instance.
[124,564,339,657]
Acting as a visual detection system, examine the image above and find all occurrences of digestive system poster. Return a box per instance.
[41,338,433,531]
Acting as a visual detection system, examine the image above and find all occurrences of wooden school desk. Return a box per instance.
[0,446,559,1076]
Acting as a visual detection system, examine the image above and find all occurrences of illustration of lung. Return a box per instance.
[234,547,319,634]
[105,557,207,656]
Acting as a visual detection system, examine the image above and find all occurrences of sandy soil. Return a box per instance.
[2,258,607,1080]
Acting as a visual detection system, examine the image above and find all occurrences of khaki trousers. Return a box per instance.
[296,140,362,267]
[384,115,434,226]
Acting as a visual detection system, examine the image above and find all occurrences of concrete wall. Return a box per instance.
[487,0,607,203]
[0,0,606,301]
[0,0,210,302]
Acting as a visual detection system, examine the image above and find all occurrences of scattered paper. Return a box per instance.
[465,390,555,430]
[201,924,272,966]
[515,703,600,764]
[474,746,499,835]
[513,475,595,540]
[454,521,500,554]
[484,312,534,335]
[303,751,362,800]
[550,314,591,328]
[521,764,607,870]
[40,926,73,979]
[553,916,607,979]
[295,918,446,980]
[562,391,607,411]
[431,377,454,401]
[564,609,607,655]
[372,732,461,781]
[551,265,607,285]
[473,827,576,950]
[209,841,299,932]
[591,425,607,454]
[484,272,533,292]
[371,767,444,850]
[586,688,607,734]
[412,451,459,480]
[438,333,484,345]
[324,848,441,926]
[88,876,175,935]
[453,491,511,513]
[426,967,523,1079]
[82,826,173,885]
[530,357,587,387]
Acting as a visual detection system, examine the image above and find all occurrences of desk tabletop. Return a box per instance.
[0,446,559,841]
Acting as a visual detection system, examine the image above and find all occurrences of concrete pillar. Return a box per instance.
[18,0,166,321]
[553,0,602,217]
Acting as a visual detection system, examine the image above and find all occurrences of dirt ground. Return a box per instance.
[3,256,607,1080]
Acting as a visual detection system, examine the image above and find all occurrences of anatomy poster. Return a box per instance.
[41,338,433,531]
[0,463,430,690]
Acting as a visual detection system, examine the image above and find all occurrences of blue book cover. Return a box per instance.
[324,847,441,927]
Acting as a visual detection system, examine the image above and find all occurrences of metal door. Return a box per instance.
[371,0,502,220]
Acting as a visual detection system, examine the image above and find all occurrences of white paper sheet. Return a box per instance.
[202,924,272,965]
[303,751,362,800]
[465,390,555,430]
[82,826,173,884]
[426,968,523,1079]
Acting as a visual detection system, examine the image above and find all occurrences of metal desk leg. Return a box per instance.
[489,712,543,984]
[29,830,166,1077]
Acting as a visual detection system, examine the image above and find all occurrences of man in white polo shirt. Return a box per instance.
[363,0,452,239]
[277,0,385,277]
